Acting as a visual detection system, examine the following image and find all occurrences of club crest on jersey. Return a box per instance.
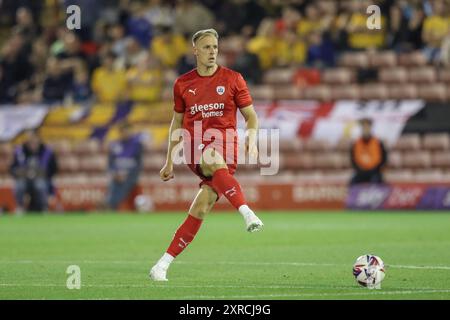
[216,86,225,95]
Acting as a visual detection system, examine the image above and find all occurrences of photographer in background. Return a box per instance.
[350,118,388,185]
[106,122,144,210]
[9,129,58,213]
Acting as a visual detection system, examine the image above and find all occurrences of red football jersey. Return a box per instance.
[173,65,252,145]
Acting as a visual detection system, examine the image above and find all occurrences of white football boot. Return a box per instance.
[244,213,264,232]
[149,264,168,281]
[149,253,174,281]
[238,205,264,232]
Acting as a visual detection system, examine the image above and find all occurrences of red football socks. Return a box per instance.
[211,168,247,209]
[166,214,203,257]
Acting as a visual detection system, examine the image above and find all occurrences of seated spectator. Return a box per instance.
[108,23,128,57]
[174,0,215,37]
[40,57,73,105]
[0,33,33,103]
[91,51,127,104]
[13,7,39,45]
[126,53,163,103]
[306,31,335,68]
[151,25,188,68]
[126,1,153,48]
[248,18,306,69]
[116,37,148,69]
[389,0,425,51]
[145,0,175,28]
[422,0,449,63]
[296,3,325,39]
[350,118,388,185]
[106,122,144,210]
[176,53,196,75]
[232,33,263,85]
[71,65,92,104]
[247,18,279,69]
[9,129,58,213]
[346,0,387,50]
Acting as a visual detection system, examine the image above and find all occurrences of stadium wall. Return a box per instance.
[1,182,450,213]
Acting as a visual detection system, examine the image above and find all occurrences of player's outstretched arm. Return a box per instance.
[160,111,184,181]
[239,105,259,160]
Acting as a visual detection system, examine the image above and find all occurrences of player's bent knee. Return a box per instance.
[200,148,227,177]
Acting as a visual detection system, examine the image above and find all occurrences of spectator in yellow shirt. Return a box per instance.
[346,0,387,50]
[151,26,188,68]
[126,53,163,103]
[296,4,324,39]
[91,52,127,104]
[247,18,306,69]
[422,0,449,63]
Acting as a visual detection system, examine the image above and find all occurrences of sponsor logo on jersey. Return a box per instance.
[189,102,225,118]
[188,88,197,95]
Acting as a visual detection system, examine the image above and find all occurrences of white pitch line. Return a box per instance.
[1,259,450,270]
[176,289,450,300]
[1,283,450,295]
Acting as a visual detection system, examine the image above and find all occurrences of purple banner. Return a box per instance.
[347,184,450,210]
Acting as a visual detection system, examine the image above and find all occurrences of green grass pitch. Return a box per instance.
[1,211,450,300]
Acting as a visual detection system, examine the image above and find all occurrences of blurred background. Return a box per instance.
[0,0,450,213]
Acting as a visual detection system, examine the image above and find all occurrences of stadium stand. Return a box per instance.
[1,0,450,212]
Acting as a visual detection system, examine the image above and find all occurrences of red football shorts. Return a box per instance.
[184,139,237,198]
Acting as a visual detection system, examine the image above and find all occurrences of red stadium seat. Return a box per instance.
[398,51,427,67]
[49,140,72,155]
[393,134,421,151]
[384,169,414,182]
[58,155,80,173]
[369,51,397,68]
[279,138,302,152]
[438,68,450,83]
[281,153,314,170]
[303,85,331,101]
[408,67,437,83]
[273,85,303,100]
[263,68,295,84]
[72,139,101,155]
[335,139,352,151]
[388,84,418,99]
[301,139,330,152]
[79,156,107,173]
[313,153,349,169]
[378,67,408,83]
[330,84,360,100]
[338,52,370,68]
[417,83,448,102]
[322,68,355,84]
[387,151,403,169]
[413,169,444,182]
[431,151,450,168]
[248,85,274,100]
[0,143,13,158]
[143,154,166,171]
[360,83,389,100]
[401,151,431,169]
[422,133,450,150]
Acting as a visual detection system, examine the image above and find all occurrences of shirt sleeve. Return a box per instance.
[173,79,186,113]
[234,72,253,109]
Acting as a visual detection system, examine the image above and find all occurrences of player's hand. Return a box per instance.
[160,162,174,182]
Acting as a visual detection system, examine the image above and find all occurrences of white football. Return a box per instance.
[353,254,386,289]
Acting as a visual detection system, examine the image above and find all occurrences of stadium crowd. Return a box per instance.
[0,0,449,106]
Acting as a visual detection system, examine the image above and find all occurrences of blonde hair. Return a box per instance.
[191,28,219,46]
